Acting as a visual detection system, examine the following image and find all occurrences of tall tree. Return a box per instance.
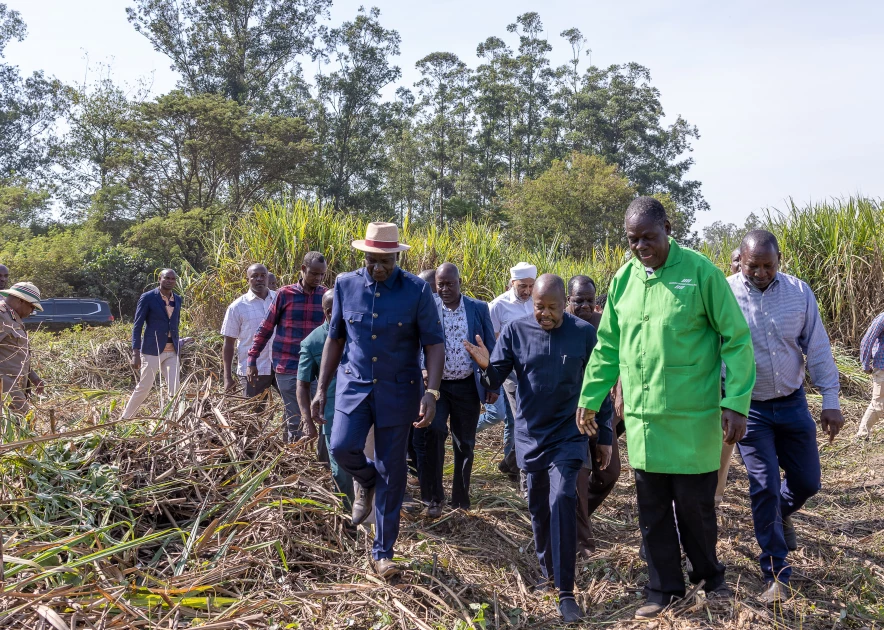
[126,0,330,105]
[414,52,471,226]
[507,12,553,179]
[314,6,401,211]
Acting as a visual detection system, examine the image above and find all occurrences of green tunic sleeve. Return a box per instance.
[579,269,624,412]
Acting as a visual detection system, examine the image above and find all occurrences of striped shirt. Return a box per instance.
[727,272,840,409]
[860,313,884,372]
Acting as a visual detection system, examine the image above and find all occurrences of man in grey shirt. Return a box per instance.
[728,230,844,604]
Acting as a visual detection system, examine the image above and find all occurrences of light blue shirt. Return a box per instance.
[727,272,840,410]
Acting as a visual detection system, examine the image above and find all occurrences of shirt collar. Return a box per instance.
[631,237,683,279]
[245,289,274,302]
[362,266,401,289]
[740,272,780,293]
[441,295,464,312]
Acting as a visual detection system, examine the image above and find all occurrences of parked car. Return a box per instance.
[23,298,115,331]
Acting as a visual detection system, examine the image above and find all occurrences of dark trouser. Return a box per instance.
[274,373,304,441]
[325,433,355,512]
[415,376,481,508]
[737,388,821,583]
[329,391,409,560]
[527,458,582,598]
[577,435,621,550]
[635,469,725,604]
[238,374,276,413]
[407,424,419,477]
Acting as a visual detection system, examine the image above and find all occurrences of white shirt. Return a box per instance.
[220,289,277,376]
[489,287,533,335]
[439,296,474,380]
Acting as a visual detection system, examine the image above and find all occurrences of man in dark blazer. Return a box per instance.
[122,269,183,419]
[414,262,499,516]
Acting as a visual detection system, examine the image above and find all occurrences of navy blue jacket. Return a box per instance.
[132,288,181,356]
[432,294,500,399]
[328,266,444,429]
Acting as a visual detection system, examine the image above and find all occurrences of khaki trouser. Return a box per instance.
[122,351,180,419]
[857,369,884,437]
[715,441,736,505]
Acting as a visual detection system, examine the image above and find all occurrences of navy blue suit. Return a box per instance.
[328,266,444,560]
[481,313,612,598]
[414,295,499,508]
[132,288,181,355]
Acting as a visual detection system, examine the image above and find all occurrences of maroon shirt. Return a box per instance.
[248,282,327,374]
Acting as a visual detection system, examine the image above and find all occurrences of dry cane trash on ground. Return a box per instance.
[0,330,882,629]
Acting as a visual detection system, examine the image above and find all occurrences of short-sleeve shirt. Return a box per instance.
[0,299,30,408]
[441,297,473,380]
[220,290,277,376]
[328,266,444,428]
[298,322,335,433]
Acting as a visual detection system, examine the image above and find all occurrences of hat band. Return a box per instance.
[365,239,400,248]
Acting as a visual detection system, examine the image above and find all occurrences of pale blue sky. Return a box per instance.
[8,0,884,231]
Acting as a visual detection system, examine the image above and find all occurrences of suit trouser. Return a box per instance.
[475,378,516,457]
[526,458,581,597]
[330,391,409,560]
[414,376,481,508]
[737,388,821,583]
[635,469,725,604]
[122,351,180,419]
[576,435,621,549]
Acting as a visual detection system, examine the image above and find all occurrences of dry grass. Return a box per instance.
[0,328,882,629]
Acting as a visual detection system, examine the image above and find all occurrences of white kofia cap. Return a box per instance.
[510,262,537,281]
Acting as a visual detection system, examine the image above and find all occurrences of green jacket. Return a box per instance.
[579,239,756,474]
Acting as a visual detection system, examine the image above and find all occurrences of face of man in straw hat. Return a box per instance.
[365,252,398,283]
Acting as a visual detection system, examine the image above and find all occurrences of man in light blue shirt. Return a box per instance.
[728,230,844,603]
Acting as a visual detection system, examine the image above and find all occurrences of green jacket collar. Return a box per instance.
[631,237,683,280]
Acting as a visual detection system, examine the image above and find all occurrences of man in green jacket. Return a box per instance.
[578,197,756,619]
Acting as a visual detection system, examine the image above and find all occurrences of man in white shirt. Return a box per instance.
[477,262,537,476]
[221,264,277,403]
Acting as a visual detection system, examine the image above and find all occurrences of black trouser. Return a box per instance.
[576,435,621,549]
[415,376,481,508]
[635,469,725,604]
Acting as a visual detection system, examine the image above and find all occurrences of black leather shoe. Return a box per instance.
[558,597,584,623]
[635,601,666,619]
[352,484,375,525]
[782,514,798,551]
[426,501,443,519]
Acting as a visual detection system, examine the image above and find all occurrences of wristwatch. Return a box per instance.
[425,388,441,401]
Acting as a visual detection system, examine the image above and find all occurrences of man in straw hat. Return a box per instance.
[0,281,45,412]
[313,222,445,579]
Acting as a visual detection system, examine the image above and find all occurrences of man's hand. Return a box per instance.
[311,389,327,425]
[613,380,624,419]
[820,409,845,444]
[462,335,490,370]
[576,407,598,436]
[595,444,612,470]
[29,372,44,397]
[131,351,141,371]
[485,391,499,405]
[302,420,319,442]
[246,365,259,387]
[414,393,437,429]
[721,408,747,445]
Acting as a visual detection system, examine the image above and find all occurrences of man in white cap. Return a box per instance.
[313,222,445,579]
[478,262,538,475]
[0,282,45,412]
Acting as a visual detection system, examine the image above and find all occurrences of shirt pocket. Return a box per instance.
[344,310,366,341]
[561,354,586,387]
[774,308,805,343]
[387,315,414,343]
[660,285,702,330]
[664,364,718,413]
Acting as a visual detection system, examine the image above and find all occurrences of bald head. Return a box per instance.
[740,230,779,256]
[436,262,461,308]
[322,288,334,311]
[739,230,781,292]
[533,274,566,331]
[418,269,437,293]
[267,272,279,291]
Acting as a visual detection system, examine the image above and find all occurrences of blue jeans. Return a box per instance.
[737,388,821,583]
[476,380,516,456]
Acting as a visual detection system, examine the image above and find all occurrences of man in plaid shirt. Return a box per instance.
[248,251,328,442]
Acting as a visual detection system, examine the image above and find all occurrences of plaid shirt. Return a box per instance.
[860,312,884,372]
[248,283,327,374]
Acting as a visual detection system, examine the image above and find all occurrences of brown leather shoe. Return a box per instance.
[635,602,666,619]
[374,558,400,579]
[352,483,375,525]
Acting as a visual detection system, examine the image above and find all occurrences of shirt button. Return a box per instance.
[375,292,380,297]
[372,335,377,340]
[643,316,649,321]
[398,322,403,327]
[373,378,378,384]
[643,384,649,390]
[373,313,378,318]
[349,319,353,323]
[410,380,415,384]
[372,357,378,362]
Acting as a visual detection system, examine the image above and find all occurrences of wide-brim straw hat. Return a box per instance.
[0,282,44,311]
[351,222,411,254]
